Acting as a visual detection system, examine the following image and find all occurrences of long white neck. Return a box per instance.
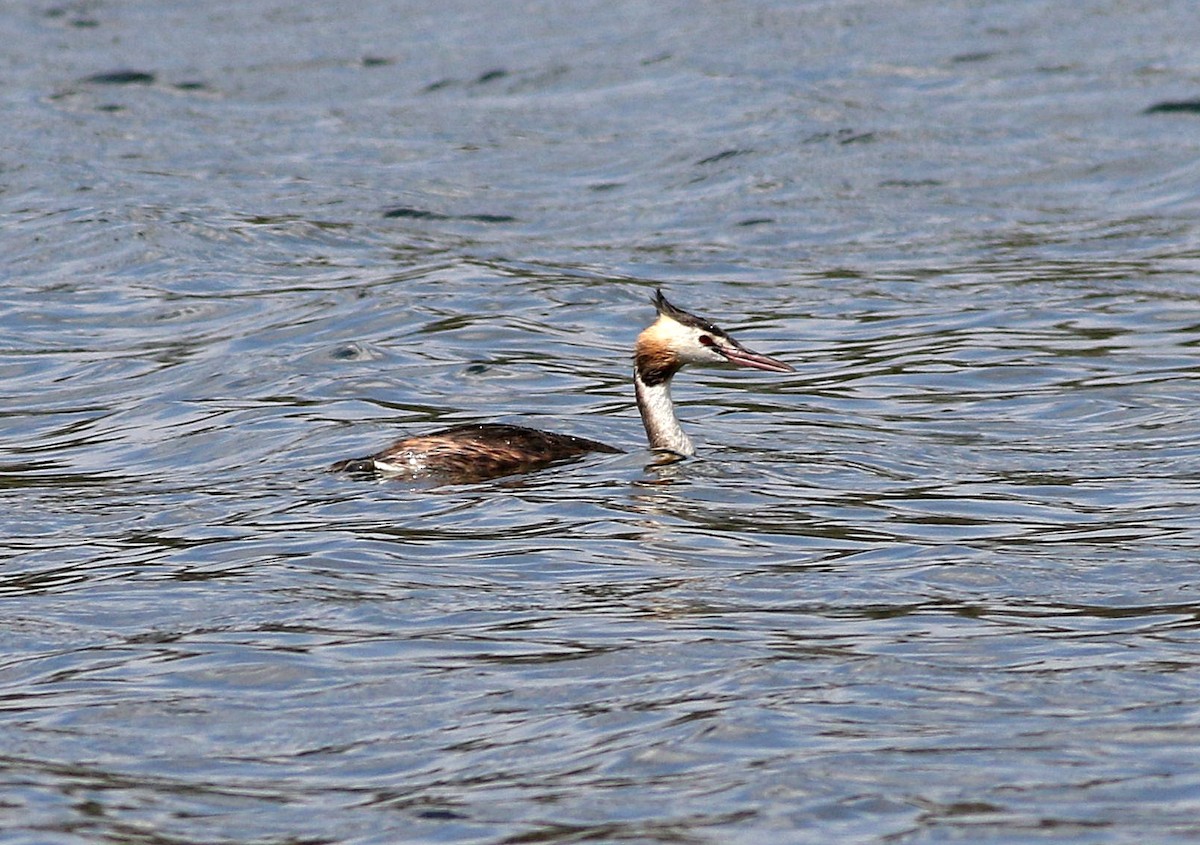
[634,369,695,456]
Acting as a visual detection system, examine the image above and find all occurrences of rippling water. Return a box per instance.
[5,1,1200,842]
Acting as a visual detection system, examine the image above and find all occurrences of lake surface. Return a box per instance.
[4,1,1200,842]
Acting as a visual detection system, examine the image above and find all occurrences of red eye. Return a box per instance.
[699,335,715,347]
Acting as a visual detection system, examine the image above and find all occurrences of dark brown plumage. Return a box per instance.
[330,423,621,482]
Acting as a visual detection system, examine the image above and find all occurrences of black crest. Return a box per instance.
[652,289,726,337]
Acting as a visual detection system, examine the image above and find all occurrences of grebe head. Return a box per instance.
[635,289,795,382]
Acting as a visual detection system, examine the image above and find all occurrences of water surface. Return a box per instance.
[3,1,1200,843]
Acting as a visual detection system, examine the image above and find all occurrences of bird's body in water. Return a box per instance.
[330,290,793,482]
[329,423,620,482]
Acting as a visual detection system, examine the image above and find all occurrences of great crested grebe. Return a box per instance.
[330,289,793,481]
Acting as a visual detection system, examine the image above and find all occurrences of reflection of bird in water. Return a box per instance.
[331,290,793,481]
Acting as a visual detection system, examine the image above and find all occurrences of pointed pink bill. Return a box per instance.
[721,343,795,373]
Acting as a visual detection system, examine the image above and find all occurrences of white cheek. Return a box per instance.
[679,346,727,366]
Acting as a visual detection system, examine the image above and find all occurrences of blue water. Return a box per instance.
[4,1,1200,843]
